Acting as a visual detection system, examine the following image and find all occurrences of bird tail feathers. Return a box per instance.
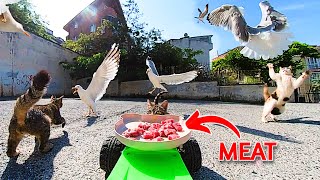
[240,31,293,60]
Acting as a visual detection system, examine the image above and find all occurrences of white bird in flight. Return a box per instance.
[146,57,198,94]
[207,1,292,60]
[195,4,208,24]
[72,44,120,117]
[0,0,30,37]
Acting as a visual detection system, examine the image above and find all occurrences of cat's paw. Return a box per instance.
[267,63,274,69]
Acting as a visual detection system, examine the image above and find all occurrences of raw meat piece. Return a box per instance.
[164,129,177,136]
[172,122,183,132]
[122,129,140,137]
[161,119,175,124]
[138,122,151,130]
[168,134,180,140]
[156,137,164,141]
[142,131,154,139]
[151,123,161,129]
[123,119,184,141]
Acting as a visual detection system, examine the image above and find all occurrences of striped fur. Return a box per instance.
[7,70,56,157]
[147,91,169,115]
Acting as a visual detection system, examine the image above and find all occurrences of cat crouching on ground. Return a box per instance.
[261,63,311,123]
[7,70,57,157]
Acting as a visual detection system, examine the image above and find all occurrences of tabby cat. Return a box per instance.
[7,70,55,157]
[147,91,169,115]
[33,95,66,128]
[262,63,310,123]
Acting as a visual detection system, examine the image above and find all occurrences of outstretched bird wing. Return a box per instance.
[86,44,120,102]
[146,57,159,76]
[258,1,287,31]
[157,70,198,85]
[207,5,249,42]
[201,4,209,18]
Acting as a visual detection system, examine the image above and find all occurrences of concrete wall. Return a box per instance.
[0,32,78,97]
[220,85,276,103]
[120,80,220,99]
[107,80,296,104]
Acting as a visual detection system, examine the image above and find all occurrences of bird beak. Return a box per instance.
[72,87,77,95]
[23,31,30,37]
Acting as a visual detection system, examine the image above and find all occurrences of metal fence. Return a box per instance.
[210,69,264,86]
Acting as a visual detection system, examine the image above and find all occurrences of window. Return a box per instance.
[88,6,97,16]
[90,24,96,32]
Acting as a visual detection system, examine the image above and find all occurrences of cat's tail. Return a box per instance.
[263,83,270,101]
[154,91,168,105]
[14,70,51,126]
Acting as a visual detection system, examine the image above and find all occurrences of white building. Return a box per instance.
[168,33,213,71]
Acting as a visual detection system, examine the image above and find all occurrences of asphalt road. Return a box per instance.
[0,98,319,180]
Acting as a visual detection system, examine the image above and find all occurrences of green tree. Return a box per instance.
[212,42,320,83]
[9,0,55,41]
[60,0,202,82]
[149,42,201,74]
[62,20,116,55]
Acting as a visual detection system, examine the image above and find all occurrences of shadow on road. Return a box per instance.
[236,125,302,144]
[86,116,99,127]
[192,166,227,180]
[1,131,72,180]
[275,117,320,126]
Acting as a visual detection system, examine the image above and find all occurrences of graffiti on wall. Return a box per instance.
[16,74,33,88]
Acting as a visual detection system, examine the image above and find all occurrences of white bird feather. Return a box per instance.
[146,57,198,93]
[72,43,120,117]
[0,0,30,36]
[207,1,292,60]
[195,4,209,23]
[158,71,199,85]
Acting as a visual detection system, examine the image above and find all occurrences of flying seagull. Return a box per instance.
[146,57,198,94]
[207,1,292,60]
[195,4,209,23]
[72,44,120,117]
[0,0,30,36]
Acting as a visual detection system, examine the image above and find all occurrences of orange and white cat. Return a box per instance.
[261,63,311,123]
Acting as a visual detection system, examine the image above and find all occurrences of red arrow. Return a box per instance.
[185,110,241,138]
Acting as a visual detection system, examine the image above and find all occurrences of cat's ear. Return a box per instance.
[161,100,168,109]
[288,66,292,70]
[51,95,54,101]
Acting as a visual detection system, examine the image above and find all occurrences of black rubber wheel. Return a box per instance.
[100,136,202,177]
[99,136,125,176]
[177,137,202,174]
